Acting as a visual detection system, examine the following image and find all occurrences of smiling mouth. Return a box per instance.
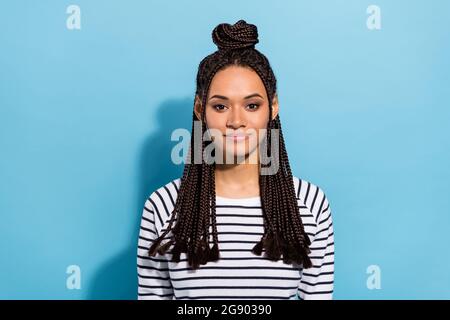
[224,134,249,142]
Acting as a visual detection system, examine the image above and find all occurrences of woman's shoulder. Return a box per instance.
[146,177,181,204]
[292,176,331,223]
[144,177,182,229]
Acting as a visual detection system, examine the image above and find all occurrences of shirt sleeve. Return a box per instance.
[298,195,335,300]
[137,197,174,300]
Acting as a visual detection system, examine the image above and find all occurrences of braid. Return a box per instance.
[208,163,220,261]
[148,19,312,270]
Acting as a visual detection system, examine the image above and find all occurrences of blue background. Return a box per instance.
[1,0,449,299]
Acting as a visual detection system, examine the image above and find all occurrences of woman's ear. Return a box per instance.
[271,94,279,120]
[194,95,202,121]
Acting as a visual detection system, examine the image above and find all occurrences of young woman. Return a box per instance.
[137,20,334,300]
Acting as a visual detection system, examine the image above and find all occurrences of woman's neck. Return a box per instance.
[214,163,260,198]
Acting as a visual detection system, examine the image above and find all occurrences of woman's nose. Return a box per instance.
[227,107,246,128]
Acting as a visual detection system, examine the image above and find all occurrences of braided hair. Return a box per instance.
[148,19,312,270]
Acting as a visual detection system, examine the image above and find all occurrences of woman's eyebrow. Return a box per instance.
[208,93,264,101]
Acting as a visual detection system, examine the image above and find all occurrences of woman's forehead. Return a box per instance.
[208,66,267,100]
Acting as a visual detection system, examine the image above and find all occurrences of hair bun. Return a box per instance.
[212,19,259,51]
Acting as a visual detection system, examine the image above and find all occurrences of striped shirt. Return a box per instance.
[137,176,334,300]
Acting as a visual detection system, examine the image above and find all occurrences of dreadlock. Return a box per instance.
[148,19,312,270]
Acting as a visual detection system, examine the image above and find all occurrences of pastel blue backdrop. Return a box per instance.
[1,0,449,299]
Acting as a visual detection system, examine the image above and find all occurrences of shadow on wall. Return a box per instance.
[86,97,192,299]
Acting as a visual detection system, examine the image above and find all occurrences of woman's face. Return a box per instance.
[195,65,279,164]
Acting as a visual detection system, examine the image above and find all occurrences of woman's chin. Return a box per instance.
[215,148,259,165]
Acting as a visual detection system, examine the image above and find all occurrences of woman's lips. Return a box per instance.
[224,134,249,142]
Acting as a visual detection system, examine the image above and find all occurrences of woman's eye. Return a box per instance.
[246,103,260,110]
[213,104,227,111]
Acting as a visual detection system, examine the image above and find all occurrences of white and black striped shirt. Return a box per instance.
[137,176,334,300]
